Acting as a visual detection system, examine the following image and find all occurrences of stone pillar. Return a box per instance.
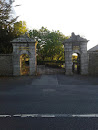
[63,32,89,75]
[13,43,20,76]
[65,43,73,75]
[29,43,36,75]
[11,34,36,76]
[80,42,88,75]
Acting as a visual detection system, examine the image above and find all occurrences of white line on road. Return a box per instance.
[0,115,11,117]
[0,114,98,118]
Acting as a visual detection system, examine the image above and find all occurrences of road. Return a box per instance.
[0,74,98,129]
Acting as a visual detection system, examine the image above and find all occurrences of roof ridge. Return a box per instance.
[88,44,98,52]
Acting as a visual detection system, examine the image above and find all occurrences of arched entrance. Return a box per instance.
[63,32,89,75]
[72,53,80,74]
[20,54,30,75]
[11,34,36,76]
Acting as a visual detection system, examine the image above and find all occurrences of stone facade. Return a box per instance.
[88,52,98,75]
[63,33,88,75]
[0,33,98,76]
[11,34,36,76]
[88,45,98,75]
[0,54,13,76]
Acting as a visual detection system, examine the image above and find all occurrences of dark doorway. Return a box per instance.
[20,54,30,75]
[72,53,80,74]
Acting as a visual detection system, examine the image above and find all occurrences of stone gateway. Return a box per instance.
[63,33,88,75]
[0,33,98,76]
[11,34,37,76]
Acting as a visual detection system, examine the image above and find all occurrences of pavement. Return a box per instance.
[0,74,98,129]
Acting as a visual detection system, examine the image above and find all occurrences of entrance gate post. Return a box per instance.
[63,32,89,75]
[64,43,73,75]
[11,34,36,76]
[80,42,88,75]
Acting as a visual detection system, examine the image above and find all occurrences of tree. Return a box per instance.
[0,0,19,53]
[0,0,18,29]
[13,21,28,37]
[29,27,67,61]
[29,27,49,60]
[44,31,65,61]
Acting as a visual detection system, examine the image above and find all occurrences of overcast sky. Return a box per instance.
[13,0,98,50]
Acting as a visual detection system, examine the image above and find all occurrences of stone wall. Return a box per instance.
[88,52,98,75]
[37,65,65,74]
[0,54,13,76]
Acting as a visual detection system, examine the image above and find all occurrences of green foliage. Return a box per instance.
[72,55,78,62]
[0,0,18,53]
[29,27,67,61]
[0,0,27,54]
[0,0,18,29]
[13,21,28,36]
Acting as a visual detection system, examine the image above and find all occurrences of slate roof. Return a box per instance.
[11,33,35,43]
[63,32,88,43]
[88,44,98,52]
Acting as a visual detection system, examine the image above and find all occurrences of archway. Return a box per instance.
[11,34,36,76]
[63,32,88,75]
[20,54,30,75]
[72,53,80,74]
